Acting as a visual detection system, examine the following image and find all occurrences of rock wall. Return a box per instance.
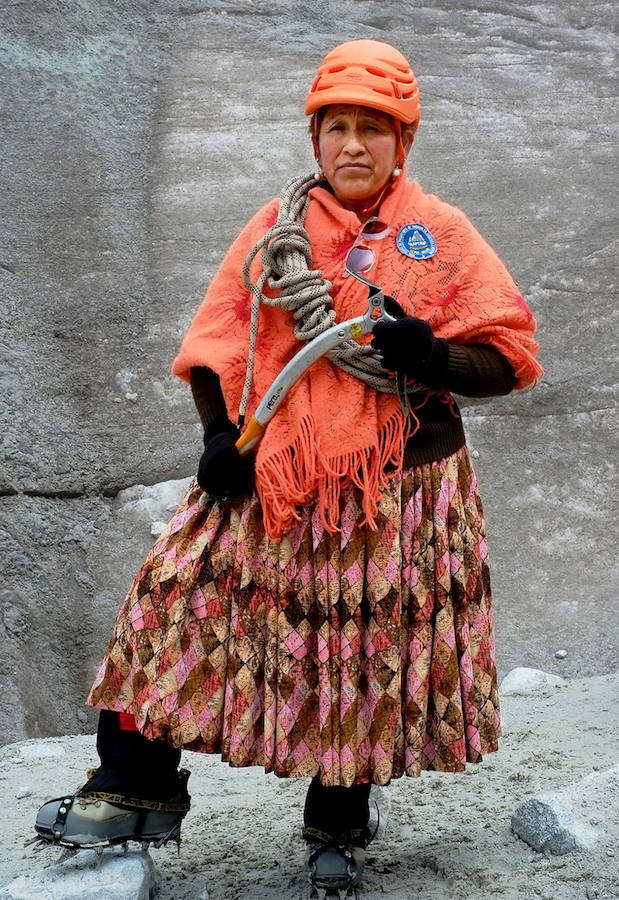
[1,0,616,743]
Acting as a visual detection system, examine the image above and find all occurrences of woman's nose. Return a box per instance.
[342,129,365,155]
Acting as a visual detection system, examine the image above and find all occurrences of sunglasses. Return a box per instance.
[344,217,391,277]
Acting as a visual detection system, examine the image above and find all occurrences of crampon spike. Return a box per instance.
[23,835,41,848]
[152,821,181,850]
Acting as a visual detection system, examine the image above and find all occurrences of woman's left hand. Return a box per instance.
[371,296,449,385]
[197,416,254,499]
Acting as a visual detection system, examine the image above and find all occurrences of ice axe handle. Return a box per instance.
[235,416,265,456]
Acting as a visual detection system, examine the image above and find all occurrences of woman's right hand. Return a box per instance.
[197,416,254,499]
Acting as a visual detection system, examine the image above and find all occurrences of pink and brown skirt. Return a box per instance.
[87,446,500,787]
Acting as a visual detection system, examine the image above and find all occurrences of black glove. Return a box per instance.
[371,295,450,386]
[197,416,254,499]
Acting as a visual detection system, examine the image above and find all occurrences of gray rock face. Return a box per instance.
[1,1,617,742]
[0,847,157,900]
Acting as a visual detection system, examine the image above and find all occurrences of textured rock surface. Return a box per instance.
[500,667,567,695]
[511,794,599,855]
[0,847,157,900]
[511,764,619,856]
[1,1,617,742]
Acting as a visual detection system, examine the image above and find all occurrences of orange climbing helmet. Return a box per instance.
[305,39,421,128]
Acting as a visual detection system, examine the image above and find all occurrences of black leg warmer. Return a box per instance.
[304,775,371,841]
[85,710,182,801]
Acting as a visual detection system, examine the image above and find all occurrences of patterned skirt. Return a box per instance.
[87,447,500,787]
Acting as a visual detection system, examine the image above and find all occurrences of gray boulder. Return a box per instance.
[512,794,599,855]
[511,763,619,855]
[500,667,567,696]
[0,847,157,900]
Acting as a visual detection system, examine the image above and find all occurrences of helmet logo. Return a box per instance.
[396,223,438,260]
[345,71,364,82]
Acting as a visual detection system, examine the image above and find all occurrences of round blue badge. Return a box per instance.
[396,223,438,260]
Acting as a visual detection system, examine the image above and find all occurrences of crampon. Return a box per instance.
[304,827,372,899]
[30,767,191,853]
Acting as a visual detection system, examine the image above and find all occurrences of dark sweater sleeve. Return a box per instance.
[441,343,516,397]
[189,366,229,430]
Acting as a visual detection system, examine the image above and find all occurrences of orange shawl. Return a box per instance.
[172,173,543,539]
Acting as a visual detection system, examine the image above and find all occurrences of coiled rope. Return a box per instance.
[238,172,401,422]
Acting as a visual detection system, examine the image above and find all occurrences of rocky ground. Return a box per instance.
[1,670,617,899]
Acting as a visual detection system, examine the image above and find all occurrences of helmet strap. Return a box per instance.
[360,118,404,218]
[311,113,320,161]
[394,119,405,169]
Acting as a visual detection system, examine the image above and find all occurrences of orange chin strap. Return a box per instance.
[394,119,405,169]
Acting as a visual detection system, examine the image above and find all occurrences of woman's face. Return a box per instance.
[317,105,403,215]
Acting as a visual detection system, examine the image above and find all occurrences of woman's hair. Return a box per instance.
[309,107,415,168]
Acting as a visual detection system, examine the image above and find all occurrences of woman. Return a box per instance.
[35,39,542,897]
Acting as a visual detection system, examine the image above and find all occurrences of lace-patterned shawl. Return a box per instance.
[172,174,543,539]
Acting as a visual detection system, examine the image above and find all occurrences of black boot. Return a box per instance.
[303,777,372,898]
[34,711,190,849]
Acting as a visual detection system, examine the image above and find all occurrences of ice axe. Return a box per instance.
[235,270,397,455]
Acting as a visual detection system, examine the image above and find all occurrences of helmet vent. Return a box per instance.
[364,65,387,78]
[382,59,410,75]
[305,40,421,127]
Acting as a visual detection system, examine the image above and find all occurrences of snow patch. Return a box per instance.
[118,478,193,526]
[18,741,66,761]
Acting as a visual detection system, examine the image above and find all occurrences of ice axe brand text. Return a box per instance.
[266,388,284,410]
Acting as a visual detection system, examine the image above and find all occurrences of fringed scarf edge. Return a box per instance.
[256,406,413,540]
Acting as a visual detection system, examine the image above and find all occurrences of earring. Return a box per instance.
[314,165,324,181]
[393,167,402,177]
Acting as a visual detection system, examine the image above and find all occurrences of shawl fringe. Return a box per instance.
[258,407,411,539]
